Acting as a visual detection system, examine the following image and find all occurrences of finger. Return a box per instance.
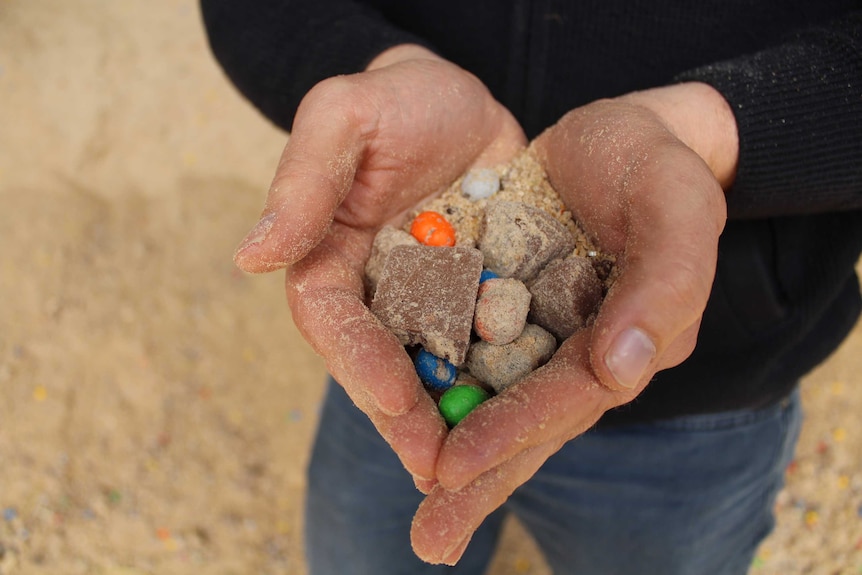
[535,106,726,393]
[660,320,703,369]
[286,223,448,480]
[235,78,365,273]
[435,331,611,491]
[435,321,706,491]
[419,329,708,560]
[412,440,560,565]
[468,106,528,169]
[371,394,447,482]
[589,148,726,392]
[287,223,419,414]
[413,476,438,495]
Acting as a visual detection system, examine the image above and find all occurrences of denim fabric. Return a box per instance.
[305,379,801,575]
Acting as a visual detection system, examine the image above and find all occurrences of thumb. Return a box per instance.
[589,151,726,395]
[234,83,364,273]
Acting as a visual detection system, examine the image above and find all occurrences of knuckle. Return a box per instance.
[504,385,550,444]
[303,75,358,109]
[655,257,712,324]
[297,75,371,131]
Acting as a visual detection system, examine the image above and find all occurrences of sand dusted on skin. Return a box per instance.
[2,4,859,575]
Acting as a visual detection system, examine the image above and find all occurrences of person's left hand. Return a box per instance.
[410,82,737,564]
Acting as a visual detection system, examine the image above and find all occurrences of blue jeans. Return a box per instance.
[305,379,801,575]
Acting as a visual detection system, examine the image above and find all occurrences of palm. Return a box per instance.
[410,98,728,564]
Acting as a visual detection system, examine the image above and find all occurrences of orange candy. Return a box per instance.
[410,211,456,247]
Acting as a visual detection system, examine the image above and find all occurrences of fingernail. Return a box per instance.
[412,476,437,494]
[604,327,655,389]
[441,536,470,565]
[235,212,277,258]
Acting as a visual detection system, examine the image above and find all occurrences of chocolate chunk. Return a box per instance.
[528,255,603,339]
[370,244,483,365]
[364,226,419,297]
[478,201,575,282]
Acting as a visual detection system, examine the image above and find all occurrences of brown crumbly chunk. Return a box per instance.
[364,225,419,297]
[473,278,532,346]
[415,146,606,264]
[465,323,557,392]
[528,255,604,339]
[370,244,483,365]
[479,200,575,282]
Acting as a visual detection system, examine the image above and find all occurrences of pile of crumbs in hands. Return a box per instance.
[366,148,617,426]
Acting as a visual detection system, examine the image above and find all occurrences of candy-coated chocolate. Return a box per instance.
[410,211,456,247]
[414,348,457,391]
[479,269,499,284]
[438,384,490,427]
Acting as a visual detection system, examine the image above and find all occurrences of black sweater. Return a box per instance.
[201,0,862,425]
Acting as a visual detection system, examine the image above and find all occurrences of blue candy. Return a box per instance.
[479,269,499,284]
[414,348,456,391]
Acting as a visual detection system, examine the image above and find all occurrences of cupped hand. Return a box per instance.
[233,45,527,486]
[411,83,736,564]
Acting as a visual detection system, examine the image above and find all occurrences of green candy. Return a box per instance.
[438,385,490,427]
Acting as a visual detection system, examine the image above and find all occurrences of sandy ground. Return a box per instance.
[0,2,860,574]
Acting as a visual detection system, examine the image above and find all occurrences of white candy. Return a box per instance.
[460,168,500,201]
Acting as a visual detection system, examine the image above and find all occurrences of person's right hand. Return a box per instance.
[233,45,527,489]
[410,82,737,564]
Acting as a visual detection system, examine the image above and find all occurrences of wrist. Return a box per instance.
[620,82,739,189]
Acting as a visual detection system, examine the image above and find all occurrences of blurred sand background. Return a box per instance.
[0,1,859,574]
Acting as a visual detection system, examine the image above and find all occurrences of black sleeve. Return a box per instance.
[200,0,435,131]
[677,13,862,218]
